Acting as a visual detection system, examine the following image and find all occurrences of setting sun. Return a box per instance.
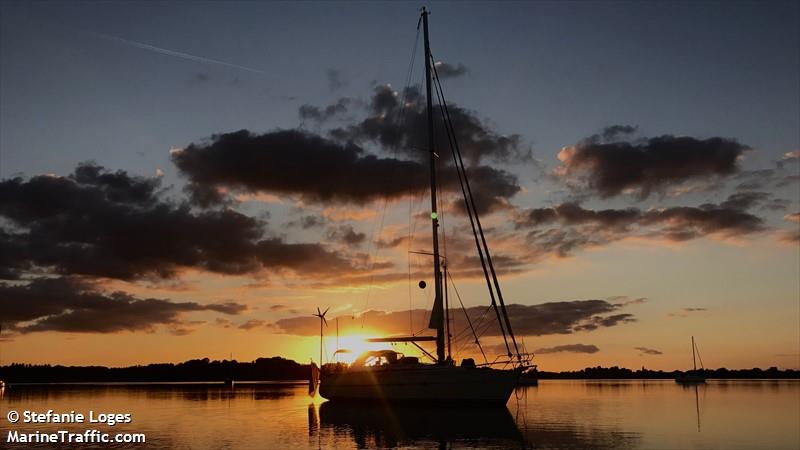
[327,334,392,365]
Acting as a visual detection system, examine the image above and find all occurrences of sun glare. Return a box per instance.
[329,334,390,364]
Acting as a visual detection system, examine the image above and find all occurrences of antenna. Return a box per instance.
[313,307,329,365]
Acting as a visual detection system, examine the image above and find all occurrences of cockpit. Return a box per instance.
[351,350,419,368]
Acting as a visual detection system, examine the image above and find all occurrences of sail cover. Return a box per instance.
[428,293,443,329]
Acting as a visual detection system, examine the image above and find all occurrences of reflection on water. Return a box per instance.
[0,380,797,449]
[316,401,522,448]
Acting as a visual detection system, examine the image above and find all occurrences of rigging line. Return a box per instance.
[408,195,413,335]
[431,55,521,360]
[695,341,705,370]
[430,58,512,358]
[468,304,494,341]
[437,148,453,358]
[360,27,420,328]
[448,268,488,364]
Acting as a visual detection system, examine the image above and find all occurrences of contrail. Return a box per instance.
[82,29,269,75]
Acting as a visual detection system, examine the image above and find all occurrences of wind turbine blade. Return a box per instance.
[323,307,330,316]
[323,317,328,327]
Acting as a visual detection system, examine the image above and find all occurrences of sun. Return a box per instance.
[328,333,390,364]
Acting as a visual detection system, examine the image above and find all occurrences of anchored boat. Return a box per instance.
[316,8,532,404]
[675,336,706,384]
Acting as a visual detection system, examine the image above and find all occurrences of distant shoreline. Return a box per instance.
[1,358,797,383]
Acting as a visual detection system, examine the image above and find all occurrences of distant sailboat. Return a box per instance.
[318,8,533,404]
[675,336,706,384]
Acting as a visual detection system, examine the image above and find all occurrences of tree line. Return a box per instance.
[1,359,797,383]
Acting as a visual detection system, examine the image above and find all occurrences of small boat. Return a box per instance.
[318,7,532,404]
[675,336,706,384]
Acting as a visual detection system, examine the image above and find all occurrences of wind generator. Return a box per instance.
[312,307,329,365]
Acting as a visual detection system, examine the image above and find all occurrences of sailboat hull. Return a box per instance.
[319,365,520,404]
[675,375,706,384]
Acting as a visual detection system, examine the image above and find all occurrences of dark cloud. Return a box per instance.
[515,192,767,258]
[275,299,635,338]
[535,344,600,354]
[776,175,800,188]
[174,129,425,206]
[518,202,640,229]
[608,296,647,306]
[635,347,663,355]
[434,61,468,79]
[330,84,529,165]
[639,202,764,241]
[574,313,636,331]
[173,129,520,213]
[557,133,749,198]
[600,125,638,142]
[0,277,245,334]
[299,98,351,123]
[291,215,327,229]
[0,163,360,281]
[326,225,367,245]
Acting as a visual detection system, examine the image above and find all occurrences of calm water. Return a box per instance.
[1,380,798,449]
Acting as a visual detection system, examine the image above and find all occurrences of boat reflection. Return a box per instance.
[315,401,523,448]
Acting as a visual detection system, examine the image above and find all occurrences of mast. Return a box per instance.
[421,7,445,364]
[691,336,697,371]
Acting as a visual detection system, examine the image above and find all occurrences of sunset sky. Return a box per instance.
[1,1,798,371]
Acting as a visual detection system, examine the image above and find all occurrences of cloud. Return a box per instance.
[0,163,361,281]
[330,84,529,165]
[238,319,267,330]
[292,215,327,229]
[0,277,245,334]
[780,150,800,164]
[608,296,647,306]
[514,192,767,258]
[535,344,600,354]
[783,213,800,243]
[299,98,351,123]
[556,132,749,198]
[667,307,709,318]
[600,125,638,141]
[635,346,663,355]
[172,129,520,213]
[434,61,468,79]
[274,299,636,338]
[326,224,367,245]
[327,69,347,91]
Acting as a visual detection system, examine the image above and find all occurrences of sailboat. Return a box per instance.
[675,336,706,384]
[318,8,532,404]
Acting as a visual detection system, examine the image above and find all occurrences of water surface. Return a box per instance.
[1,380,797,449]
